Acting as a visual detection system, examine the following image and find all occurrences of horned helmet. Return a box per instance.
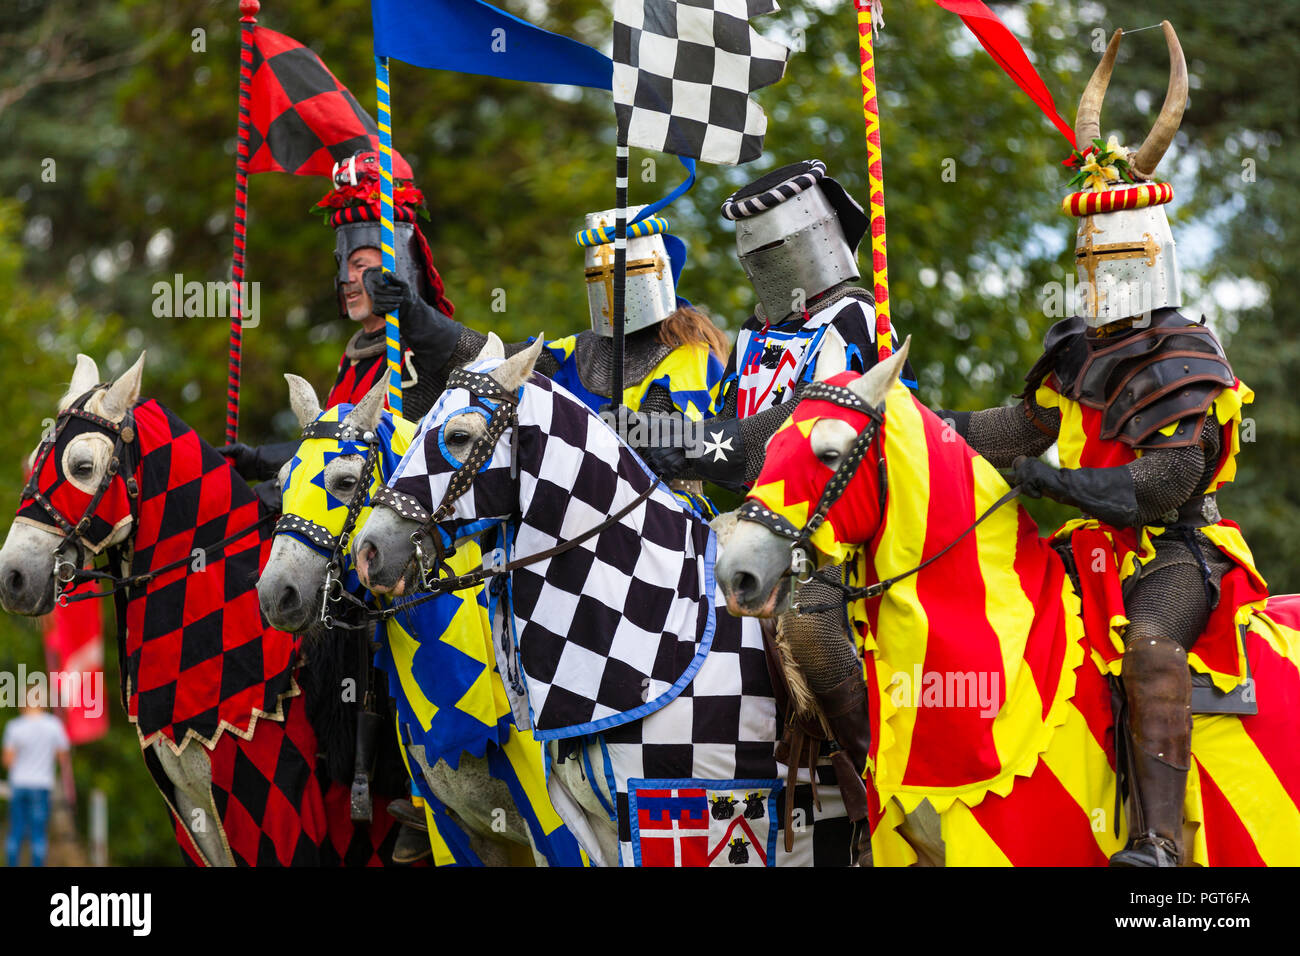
[1065,21,1188,327]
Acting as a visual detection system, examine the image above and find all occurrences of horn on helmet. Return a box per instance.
[1074,28,1123,147]
[1131,20,1188,180]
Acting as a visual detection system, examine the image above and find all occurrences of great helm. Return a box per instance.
[314,151,455,319]
[576,206,685,337]
[1064,22,1187,327]
[721,160,870,323]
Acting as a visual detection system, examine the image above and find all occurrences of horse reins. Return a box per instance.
[25,390,276,606]
[736,380,1022,611]
[365,365,660,617]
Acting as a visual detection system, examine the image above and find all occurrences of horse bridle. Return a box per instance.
[367,365,659,607]
[19,389,141,604]
[25,391,277,607]
[735,381,1021,610]
[735,380,885,602]
[271,417,385,630]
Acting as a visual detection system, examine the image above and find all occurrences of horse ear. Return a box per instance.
[491,336,545,391]
[62,354,101,410]
[99,352,146,423]
[284,374,323,428]
[473,332,506,364]
[847,336,910,408]
[345,377,388,433]
[813,344,847,382]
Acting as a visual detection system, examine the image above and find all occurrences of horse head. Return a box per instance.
[716,338,911,618]
[0,352,146,615]
[258,375,410,633]
[353,333,545,595]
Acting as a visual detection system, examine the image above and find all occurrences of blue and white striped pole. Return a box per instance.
[374,53,402,415]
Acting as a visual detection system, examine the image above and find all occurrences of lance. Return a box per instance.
[855,0,893,365]
[225,0,259,445]
[374,55,402,415]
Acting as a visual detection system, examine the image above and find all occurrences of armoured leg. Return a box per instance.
[777,574,872,864]
[1110,555,1212,867]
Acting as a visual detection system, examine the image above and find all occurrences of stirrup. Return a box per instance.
[1110,833,1179,868]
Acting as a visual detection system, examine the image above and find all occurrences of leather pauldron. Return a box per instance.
[1034,310,1234,450]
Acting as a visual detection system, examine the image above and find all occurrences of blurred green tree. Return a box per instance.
[0,0,1295,863]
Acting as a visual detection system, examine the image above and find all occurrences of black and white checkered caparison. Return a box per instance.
[613,0,790,166]
[721,158,825,220]
[389,363,725,734]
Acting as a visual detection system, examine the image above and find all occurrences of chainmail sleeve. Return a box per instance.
[964,395,1061,469]
[1128,422,1219,526]
[637,382,677,415]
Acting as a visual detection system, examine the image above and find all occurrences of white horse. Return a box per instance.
[259,376,577,866]
[351,337,851,867]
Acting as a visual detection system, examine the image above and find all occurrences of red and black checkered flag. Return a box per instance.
[248,28,413,178]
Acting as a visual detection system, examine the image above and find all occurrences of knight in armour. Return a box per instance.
[937,23,1262,866]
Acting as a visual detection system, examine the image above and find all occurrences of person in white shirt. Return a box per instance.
[3,702,71,867]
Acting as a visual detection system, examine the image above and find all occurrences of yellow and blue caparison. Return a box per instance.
[280,403,587,866]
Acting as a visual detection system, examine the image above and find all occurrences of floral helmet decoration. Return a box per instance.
[313,150,454,318]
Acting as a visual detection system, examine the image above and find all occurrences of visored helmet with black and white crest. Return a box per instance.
[722,159,869,324]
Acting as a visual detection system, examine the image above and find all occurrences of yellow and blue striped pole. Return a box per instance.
[374,54,402,414]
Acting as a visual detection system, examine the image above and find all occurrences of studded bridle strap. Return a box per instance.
[22,392,141,561]
[738,385,1022,606]
[371,366,521,531]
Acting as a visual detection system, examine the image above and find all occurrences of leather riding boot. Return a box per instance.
[387,797,429,832]
[816,673,873,867]
[392,825,433,865]
[1110,635,1192,867]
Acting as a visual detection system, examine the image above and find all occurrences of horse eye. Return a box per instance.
[818,448,842,467]
[336,475,358,491]
[73,461,94,478]
[448,430,471,444]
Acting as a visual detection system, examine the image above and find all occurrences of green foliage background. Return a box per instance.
[0,0,1294,864]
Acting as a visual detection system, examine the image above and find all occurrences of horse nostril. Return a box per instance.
[4,568,22,597]
[358,543,378,577]
[730,570,758,603]
[281,584,301,613]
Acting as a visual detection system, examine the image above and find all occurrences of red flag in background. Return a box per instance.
[933,0,1077,148]
[42,598,108,745]
[247,28,414,177]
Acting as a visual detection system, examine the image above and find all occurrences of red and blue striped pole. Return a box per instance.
[225,0,259,444]
[374,54,402,415]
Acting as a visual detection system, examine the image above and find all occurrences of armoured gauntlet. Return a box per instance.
[362,268,464,362]
[1012,456,1140,528]
[620,411,749,488]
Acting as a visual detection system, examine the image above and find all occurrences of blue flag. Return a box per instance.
[372,0,612,90]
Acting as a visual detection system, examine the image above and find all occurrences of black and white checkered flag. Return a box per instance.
[613,0,791,166]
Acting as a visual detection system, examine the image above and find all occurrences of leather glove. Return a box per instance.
[362,267,463,359]
[218,441,298,483]
[362,267,411,317]
[252,479,283,515]
[1011,455,1068,500]
[932,409,971,441]
[682,417,747,486]
[1011,456,1139,528]
[605,406,690,481]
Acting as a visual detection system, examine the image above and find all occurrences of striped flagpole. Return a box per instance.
[225,0,259,445]
[611,142,629,407]
[374,54,402,415]
[855,0,892,363]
